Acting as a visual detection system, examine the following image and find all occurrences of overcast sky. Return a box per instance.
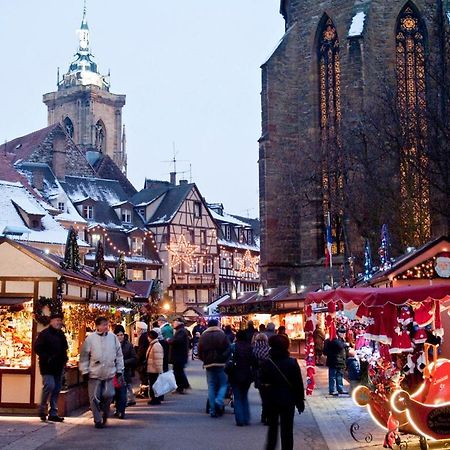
[1,1,284,218]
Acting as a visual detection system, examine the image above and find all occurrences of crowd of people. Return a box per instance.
[197,319,305,449]
[34,314,305,449]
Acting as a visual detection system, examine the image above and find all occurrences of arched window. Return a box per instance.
[318,15,344,256]
[396,2,430,245]
[95,120,106,152]
[63,117,74,139]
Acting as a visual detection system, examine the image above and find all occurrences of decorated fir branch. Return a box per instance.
[115,253,127,286]
[363,239,373,281]
[378,223,392,271]
[60,226,80,271]
[33,296,63,325]
[92,241,107,280]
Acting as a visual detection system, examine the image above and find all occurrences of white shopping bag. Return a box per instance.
[152,370,177,397]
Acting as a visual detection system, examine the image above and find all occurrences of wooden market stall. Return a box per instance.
[218,285,313,358]
[0,238,134,414]
[305,284,450,449]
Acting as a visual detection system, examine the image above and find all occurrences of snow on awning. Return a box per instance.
[348,11,366,37]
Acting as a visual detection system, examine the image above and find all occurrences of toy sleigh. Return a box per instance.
[354,344,450,450]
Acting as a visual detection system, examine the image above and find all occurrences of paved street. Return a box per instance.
[0,361,426,450]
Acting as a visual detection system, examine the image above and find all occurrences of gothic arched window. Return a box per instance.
[63,117,74,139]
[95,120,106,153]
[396,2,430,245]
[318,15,344,256]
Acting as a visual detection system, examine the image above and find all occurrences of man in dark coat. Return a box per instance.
[323,326,348,396]
[198,319,231,417]
[260,335,305,450]
[34,313,68,422]
[168,318,190,393]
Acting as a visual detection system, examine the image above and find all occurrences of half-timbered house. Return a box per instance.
[208,203,260,295]
[132,180,218,313]
[60,176,162,282]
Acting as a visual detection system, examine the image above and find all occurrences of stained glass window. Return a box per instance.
[396,3,430,246]
[318,15,344,256]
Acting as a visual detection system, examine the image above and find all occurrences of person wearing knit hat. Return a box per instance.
[135,321,150,398]
[113,325,137,417]
[157,316,174,340]
[34,312,68,422]
[323,326,348,396]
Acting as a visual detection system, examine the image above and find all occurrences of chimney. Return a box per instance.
[52,134,66,180]
[170,172,176,185]
[33,169,44,191]
[179,179,188,185]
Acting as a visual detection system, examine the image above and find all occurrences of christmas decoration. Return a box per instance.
[304,334,316,395]
[363,239,373,281]
[378,224,392,271]
[115,253,128,286]
[33,296,63,325]
[237,249,259,274]
[92,241,107,280]
[168,234,198,269]
[383,413,401,449]
[60,226,80,271]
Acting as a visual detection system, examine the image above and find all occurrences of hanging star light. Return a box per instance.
[237,249,260,274]
[168,234,198,268]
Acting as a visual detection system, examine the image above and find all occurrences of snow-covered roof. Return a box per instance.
[0,180,89,246]
[16,163,86,224]
[348,11,366,37]
[209,208,251,228]
[217,238,259,252]
[261,23,296,66]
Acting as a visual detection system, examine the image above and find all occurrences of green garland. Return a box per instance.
[33,296,63,325]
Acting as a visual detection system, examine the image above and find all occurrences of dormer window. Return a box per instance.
[58,202,65,212]
[239,229,245,244]
[31,219,41,230]
[83,205,93,219]
[247,229,253,244]
[225,226,231,241]
[193,201,202,218]
[121,209,132,223]
[91,234,101,246]
[132,237,143,255]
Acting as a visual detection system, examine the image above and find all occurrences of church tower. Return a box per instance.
[43,4,127,174]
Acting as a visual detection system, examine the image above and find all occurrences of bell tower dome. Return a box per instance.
[43,1,127,174]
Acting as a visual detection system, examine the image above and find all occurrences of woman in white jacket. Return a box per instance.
[79,317,124,428]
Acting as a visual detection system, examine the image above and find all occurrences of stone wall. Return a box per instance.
[260,0,450,287]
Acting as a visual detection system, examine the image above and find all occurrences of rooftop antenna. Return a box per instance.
[161,142,188,183]
[57,67,60,86]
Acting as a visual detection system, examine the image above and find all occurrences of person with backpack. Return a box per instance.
[198,319,231,417]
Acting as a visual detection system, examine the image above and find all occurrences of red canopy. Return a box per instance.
[305,284,450,307]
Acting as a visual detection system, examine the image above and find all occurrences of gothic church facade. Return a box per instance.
[259,0,450,287]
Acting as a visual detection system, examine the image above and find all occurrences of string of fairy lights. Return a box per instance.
[85,225,158,258]
[72,221,259,276]
[395,257,436,280]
